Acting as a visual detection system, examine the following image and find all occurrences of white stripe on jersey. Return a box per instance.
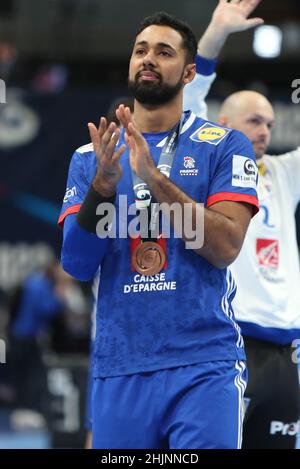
[76,113,197,154]
[91,268,101,342]
[234,360,247,449]
[221,269,244,349]
[77,142,94,154]
[228,270,244,349]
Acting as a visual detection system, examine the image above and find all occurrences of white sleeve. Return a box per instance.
[269,147,300,209]
[183,72,216,120]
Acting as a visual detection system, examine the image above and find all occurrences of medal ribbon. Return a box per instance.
[130,115,184,271]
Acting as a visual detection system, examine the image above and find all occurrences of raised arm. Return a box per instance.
[184,0,264,117]
[198,0,263,60]
[60,119,126,281]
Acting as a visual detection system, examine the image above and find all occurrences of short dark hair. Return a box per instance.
[136,12,197,64]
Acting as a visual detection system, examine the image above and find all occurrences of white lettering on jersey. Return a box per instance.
[63,186,77,203]
[123,272,177,294]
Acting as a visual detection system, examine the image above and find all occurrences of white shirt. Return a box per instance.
[231,150,300,343]
[183,73,216,118]
[184,70,300,343]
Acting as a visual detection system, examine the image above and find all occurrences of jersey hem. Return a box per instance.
[93,350,246,378]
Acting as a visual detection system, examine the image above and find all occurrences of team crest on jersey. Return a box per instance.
[180,156,198,176]
[184,156,195,169]
[256,239,279,269]
[190,122,230,145]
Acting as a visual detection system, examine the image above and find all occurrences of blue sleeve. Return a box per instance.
[61,214,108,281]
[59,147,108,281]
[207,130,259,215]
[183,55,217,119]
[58,149,91,227]
[195,54,218,76]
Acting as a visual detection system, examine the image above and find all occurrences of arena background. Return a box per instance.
[0,0,299,449]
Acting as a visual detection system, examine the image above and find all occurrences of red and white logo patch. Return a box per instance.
[256,239,279,269]
[180,156,198,176]
[183,156,195,169]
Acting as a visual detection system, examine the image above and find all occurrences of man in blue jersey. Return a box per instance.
[59,12,258,449]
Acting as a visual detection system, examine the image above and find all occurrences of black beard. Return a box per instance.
[128,76,183,105]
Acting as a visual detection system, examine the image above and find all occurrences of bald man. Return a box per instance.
[217,91,300,449]
[219,91,275,159]
[183,0,300,449]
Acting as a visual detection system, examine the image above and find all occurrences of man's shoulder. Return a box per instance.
[264,147,300,162]
[70,142,96,170]
[263,148,300,173]
[76,142,94,155]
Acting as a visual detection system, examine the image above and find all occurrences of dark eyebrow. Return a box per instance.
[135,41,176,52]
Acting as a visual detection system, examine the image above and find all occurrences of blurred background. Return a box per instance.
[0,0,299,448]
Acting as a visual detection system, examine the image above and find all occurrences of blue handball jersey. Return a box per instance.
[59,111,259,378]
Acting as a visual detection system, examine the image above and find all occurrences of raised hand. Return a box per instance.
[116,104,156,181]
[116,104,134,135]
[125,122,157,184]
[197,0,264,59]
[212,0,264,34]
[88,117,126,197]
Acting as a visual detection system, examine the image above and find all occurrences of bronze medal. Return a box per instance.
[130,118,182,275]
[132,241,166,276]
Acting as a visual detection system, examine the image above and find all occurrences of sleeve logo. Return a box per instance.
[232,155,258,189]
[63,186,77,203]
[190,122,230,145]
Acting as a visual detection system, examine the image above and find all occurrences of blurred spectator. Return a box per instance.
[6,261,75,416]
[50,272,90,355]
[32,64,68,93]
[0,41,17,82]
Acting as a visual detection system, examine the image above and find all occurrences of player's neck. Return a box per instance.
[133,95,183,133]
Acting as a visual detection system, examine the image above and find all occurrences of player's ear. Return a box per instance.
[183,63,196,85]
[219,115,229,127]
